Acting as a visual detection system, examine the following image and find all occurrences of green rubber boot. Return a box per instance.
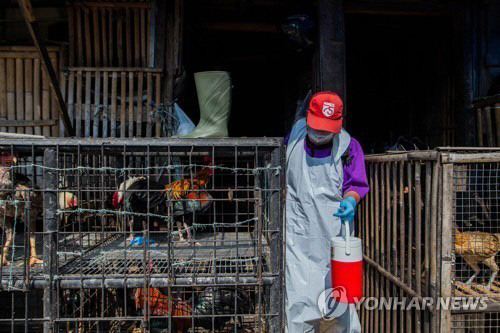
[181,71,231,138]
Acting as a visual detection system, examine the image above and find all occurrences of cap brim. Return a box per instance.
[307,112,342,133]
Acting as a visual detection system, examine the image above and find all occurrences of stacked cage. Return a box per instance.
[449,151,500,332]
[0,138,284,332]
[360,149,500,333]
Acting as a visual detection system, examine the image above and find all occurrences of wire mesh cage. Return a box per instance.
[451,311,500,332]
[452,161,500,300]
[360,150,500,332]
[0,138,284,332]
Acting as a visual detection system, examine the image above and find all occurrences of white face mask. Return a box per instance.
[307,126,334,145]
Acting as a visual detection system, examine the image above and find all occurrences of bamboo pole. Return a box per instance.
[33,58,40,135]
[84,71,92,137]
[430,161,440,332]
[41,65,50,137]
[399,161,405,333]
[15,59,25,134]
[384,163,391,333]
[380,163,386,333]
[49,56,58,136]
[93,71,101,138]
[155,74,161,137]
[0,59,6,132]
[120,71,126,138]
[67,72,75,137]
[110,72,117,137]
[75,70,82,137]
[423,161,432,333]
[414,161,422,333]
[24,58,33,135]
[6,59,15,133]
[146,72,152,137]
[374,163,380,333]
[407,162,413,332]
[58,51,65,136]
[102,71,109,138]
[136,72,143,137]
[391,162,398,333]
[128,72,134,137]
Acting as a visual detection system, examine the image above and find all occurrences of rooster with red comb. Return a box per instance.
[109,156,213,244]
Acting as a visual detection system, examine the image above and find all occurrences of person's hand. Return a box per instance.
[333,197,357,223]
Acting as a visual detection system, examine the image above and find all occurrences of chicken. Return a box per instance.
[455,229,500,290]
[111,177,167,240]
[134,287,252,332]
[110,158,213,243]
[165,165,212,200]
[0,156,43,266]
[165,159,213,243]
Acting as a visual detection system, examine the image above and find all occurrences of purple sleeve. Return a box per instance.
[283,133,290,145]
[343,137,370,199]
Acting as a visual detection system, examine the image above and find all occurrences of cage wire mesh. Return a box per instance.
[0,139,284,332]
[452,162,500,302]
[451,311,500,332]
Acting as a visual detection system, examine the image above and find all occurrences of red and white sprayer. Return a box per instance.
[331,220,363,303]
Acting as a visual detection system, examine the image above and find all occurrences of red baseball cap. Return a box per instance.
[307,91,343,133]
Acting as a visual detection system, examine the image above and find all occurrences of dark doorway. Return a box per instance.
[345,14,456,153]
[182,1,315,137]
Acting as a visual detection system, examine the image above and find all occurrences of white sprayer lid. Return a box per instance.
[331,236,362,248]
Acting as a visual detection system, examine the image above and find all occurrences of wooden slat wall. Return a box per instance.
[0,46,62,136]
[68,1,152,67]
[360,153,442,333]
[61,68,163,138]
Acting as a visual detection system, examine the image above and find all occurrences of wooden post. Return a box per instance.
[317,0,346,100]
[16,0,75,136]
[440,161,453,332]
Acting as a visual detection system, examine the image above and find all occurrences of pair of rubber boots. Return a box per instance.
[181,71,231,138]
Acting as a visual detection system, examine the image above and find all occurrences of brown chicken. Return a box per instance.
[134,286,251,332]
[134,288,192,333]
[455,229,500,290]
[110,161,212,243]
[164,161,212,242]
[0,155,43,266]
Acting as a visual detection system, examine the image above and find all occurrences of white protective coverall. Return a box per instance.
[285,118,361,333]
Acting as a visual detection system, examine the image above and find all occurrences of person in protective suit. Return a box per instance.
[285,91,369,333]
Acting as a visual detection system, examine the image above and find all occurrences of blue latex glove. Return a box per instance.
[129,236,155,246]
[333,197,357,223]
